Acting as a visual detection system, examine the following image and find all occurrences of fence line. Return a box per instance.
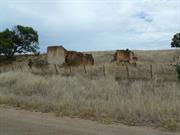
[0,63,177,81]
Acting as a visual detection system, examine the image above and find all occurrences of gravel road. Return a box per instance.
[0,107,178,135]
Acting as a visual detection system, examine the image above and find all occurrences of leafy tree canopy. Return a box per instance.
[0,25,39,58]
[171,33,180,48]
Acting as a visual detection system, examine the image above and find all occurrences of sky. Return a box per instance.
[0,0,180,52]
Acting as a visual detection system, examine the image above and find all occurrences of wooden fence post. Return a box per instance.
[125,65,129,79]
[19,65,23,71]
[69,66,72,73]
[11,66,14,71]
[173,56,176,63]
[103,65,106,77]
[54,64,58,74]
[150,64,153,79]
[83,65,87,74]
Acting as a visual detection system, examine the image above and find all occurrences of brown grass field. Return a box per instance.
[0,49,180,131]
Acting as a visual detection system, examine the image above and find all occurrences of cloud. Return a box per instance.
[0,0,180,52]
[133,11,153,22]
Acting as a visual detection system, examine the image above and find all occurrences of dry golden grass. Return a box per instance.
[0,49,180,131]
[0,71,179,130]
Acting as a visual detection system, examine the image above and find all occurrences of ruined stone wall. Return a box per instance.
[47,46,66,65]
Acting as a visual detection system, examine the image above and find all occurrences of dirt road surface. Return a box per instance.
[0,107,179,135]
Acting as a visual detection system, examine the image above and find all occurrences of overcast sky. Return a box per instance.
[0,0,180,52]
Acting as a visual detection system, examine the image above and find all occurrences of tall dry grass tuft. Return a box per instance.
[0,71,180,130]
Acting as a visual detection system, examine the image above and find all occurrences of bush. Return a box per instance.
[176,65,180,81]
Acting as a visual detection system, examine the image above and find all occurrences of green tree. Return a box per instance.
[0,29,14,57]
[171,33,180,48]
[0,25,39,58]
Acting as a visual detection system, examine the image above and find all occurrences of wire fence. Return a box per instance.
[0,62,178,81]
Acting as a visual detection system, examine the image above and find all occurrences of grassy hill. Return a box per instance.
[0,49,180,131]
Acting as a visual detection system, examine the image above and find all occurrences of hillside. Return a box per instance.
[0,49,180,131]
